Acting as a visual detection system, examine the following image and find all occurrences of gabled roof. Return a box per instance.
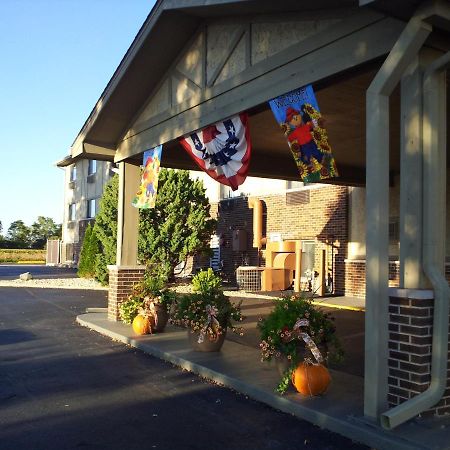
[66,0,449,186]
[70,0,360,156]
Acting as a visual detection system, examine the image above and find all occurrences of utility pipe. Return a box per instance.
[248,197,263,249]
[380,51,450,430]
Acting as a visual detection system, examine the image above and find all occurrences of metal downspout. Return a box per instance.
[380,51,450,430]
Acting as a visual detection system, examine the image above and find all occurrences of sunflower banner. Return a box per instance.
[269,85,338,183]
[132,145,162,209]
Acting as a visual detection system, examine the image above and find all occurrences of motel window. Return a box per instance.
[70,165,77,181]
[87,199,97,219]
[69,203,76,221]
[88,160,97,176]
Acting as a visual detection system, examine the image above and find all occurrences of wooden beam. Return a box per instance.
[122,9,386,143]
[206,25,247,87]
[116,16,404,162]
[83,142,116,160]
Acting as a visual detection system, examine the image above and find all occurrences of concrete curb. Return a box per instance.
[311,300,365,312]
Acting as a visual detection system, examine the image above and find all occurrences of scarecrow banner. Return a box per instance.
[269,85,338,183]
[132,145,162,209]
[179,113,251,191]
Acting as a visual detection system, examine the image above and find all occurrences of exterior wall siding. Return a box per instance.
[61,160,114,264]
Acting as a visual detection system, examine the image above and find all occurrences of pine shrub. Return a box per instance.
[93,175,118,284]
[77,224,99,278]
[139,169,217,280]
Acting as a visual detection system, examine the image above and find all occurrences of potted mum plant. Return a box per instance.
[171,269,244,352]
[258,294,343,395]
[119,267,176,334]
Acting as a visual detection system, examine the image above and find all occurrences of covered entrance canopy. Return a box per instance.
[69,0,420,183]
[64,0,450,435]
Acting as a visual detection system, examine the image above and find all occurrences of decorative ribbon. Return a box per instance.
[284,318,323,364]
[198,305,220,344]
[148,301,158,329]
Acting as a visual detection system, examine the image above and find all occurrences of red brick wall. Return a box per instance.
[345,260,401,298]
[107,265,146,321]
[210,185,348,294]
[388,289,450,416]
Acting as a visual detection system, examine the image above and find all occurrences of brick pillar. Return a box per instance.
[344,260,366,298]
[388,288,450,416]
[107,265,146,321]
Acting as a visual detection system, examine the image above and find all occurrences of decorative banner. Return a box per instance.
[132,145,163,209]
[269,85,338,183]
[179,113,251,191]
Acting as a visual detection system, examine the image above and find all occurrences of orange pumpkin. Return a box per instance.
[291,362,331,396]
[132,314,151,335]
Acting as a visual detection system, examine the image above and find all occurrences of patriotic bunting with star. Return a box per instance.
[179,113,251,191]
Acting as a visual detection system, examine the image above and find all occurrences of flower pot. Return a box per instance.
[187,328,226,352]
[152,304,169,332]
[275,342,328,376]
[274,354,292,377]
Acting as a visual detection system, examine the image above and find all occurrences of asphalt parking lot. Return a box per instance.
[0,284,368,450]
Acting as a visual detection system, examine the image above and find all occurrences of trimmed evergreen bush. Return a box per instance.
[93,175,118,284]
[77,223,99,278]
[139,169,217,280]
[90,169,216,285]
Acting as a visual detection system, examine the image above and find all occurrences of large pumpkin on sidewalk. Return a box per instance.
[132,314,151,335]
[291,362,331,396]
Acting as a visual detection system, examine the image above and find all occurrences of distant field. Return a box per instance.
[0,249,46,263]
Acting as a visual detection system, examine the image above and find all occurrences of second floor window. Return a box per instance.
[70,165,77,182]
[87,199,97,219]
[69,203,76,221]
[88,160,97,175]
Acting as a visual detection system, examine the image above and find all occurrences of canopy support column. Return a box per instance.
[364,16,431,420]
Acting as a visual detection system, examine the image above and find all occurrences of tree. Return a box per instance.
[77,224,100,278]
[139,169,217,280]
[92,170,216,284]
[93,174,119,284]
[7,220,30,248]
[30,216,61,249]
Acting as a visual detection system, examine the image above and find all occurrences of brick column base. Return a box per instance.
[107,265,146,321]
[388,288,450,417]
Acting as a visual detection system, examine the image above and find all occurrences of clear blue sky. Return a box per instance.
[0,0,154,235]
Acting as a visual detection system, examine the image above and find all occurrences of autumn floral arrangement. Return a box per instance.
[258,294,343,394]
[170,269,244,343]
[119,267,176,325]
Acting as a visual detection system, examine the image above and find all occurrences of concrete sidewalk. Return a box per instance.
[77,312,450,450]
